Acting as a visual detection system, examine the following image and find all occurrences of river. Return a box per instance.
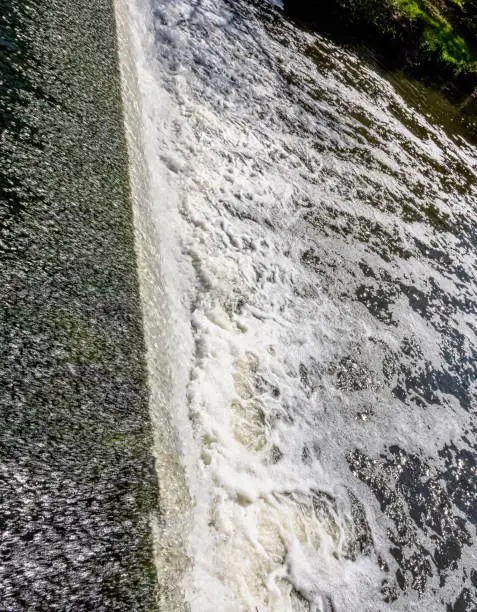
[116,0,477,610]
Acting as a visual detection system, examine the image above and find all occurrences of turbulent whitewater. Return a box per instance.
[115,0,477,609]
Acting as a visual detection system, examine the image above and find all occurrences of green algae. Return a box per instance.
[395,0,476,71]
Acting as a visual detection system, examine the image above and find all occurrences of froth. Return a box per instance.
[119,0,477,608]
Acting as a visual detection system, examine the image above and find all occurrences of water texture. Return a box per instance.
[0,1,157,608]
[118,0,477,609]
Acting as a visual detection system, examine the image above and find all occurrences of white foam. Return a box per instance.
[116,0,477,608]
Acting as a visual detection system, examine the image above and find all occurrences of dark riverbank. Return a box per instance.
[284,0,477,106]
[0,0,157,608]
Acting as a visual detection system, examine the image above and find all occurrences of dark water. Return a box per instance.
[0,0,157,608]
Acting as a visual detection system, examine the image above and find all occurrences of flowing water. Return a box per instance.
[0,1,156,608]
[116,0,477,609]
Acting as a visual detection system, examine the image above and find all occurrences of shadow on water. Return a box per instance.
[0,0,44,230]
[0,1,64,232]
[279,0,477,146]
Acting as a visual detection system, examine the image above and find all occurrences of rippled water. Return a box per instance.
[1,0,157,607]
[117,0,477,609]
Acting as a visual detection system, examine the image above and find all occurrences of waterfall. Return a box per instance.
[115,0,477,609]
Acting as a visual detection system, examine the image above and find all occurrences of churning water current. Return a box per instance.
[116,0,477,609]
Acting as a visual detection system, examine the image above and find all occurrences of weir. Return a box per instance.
[114,0,191,608]
[114,0,477,610]
[1,0,476,610]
